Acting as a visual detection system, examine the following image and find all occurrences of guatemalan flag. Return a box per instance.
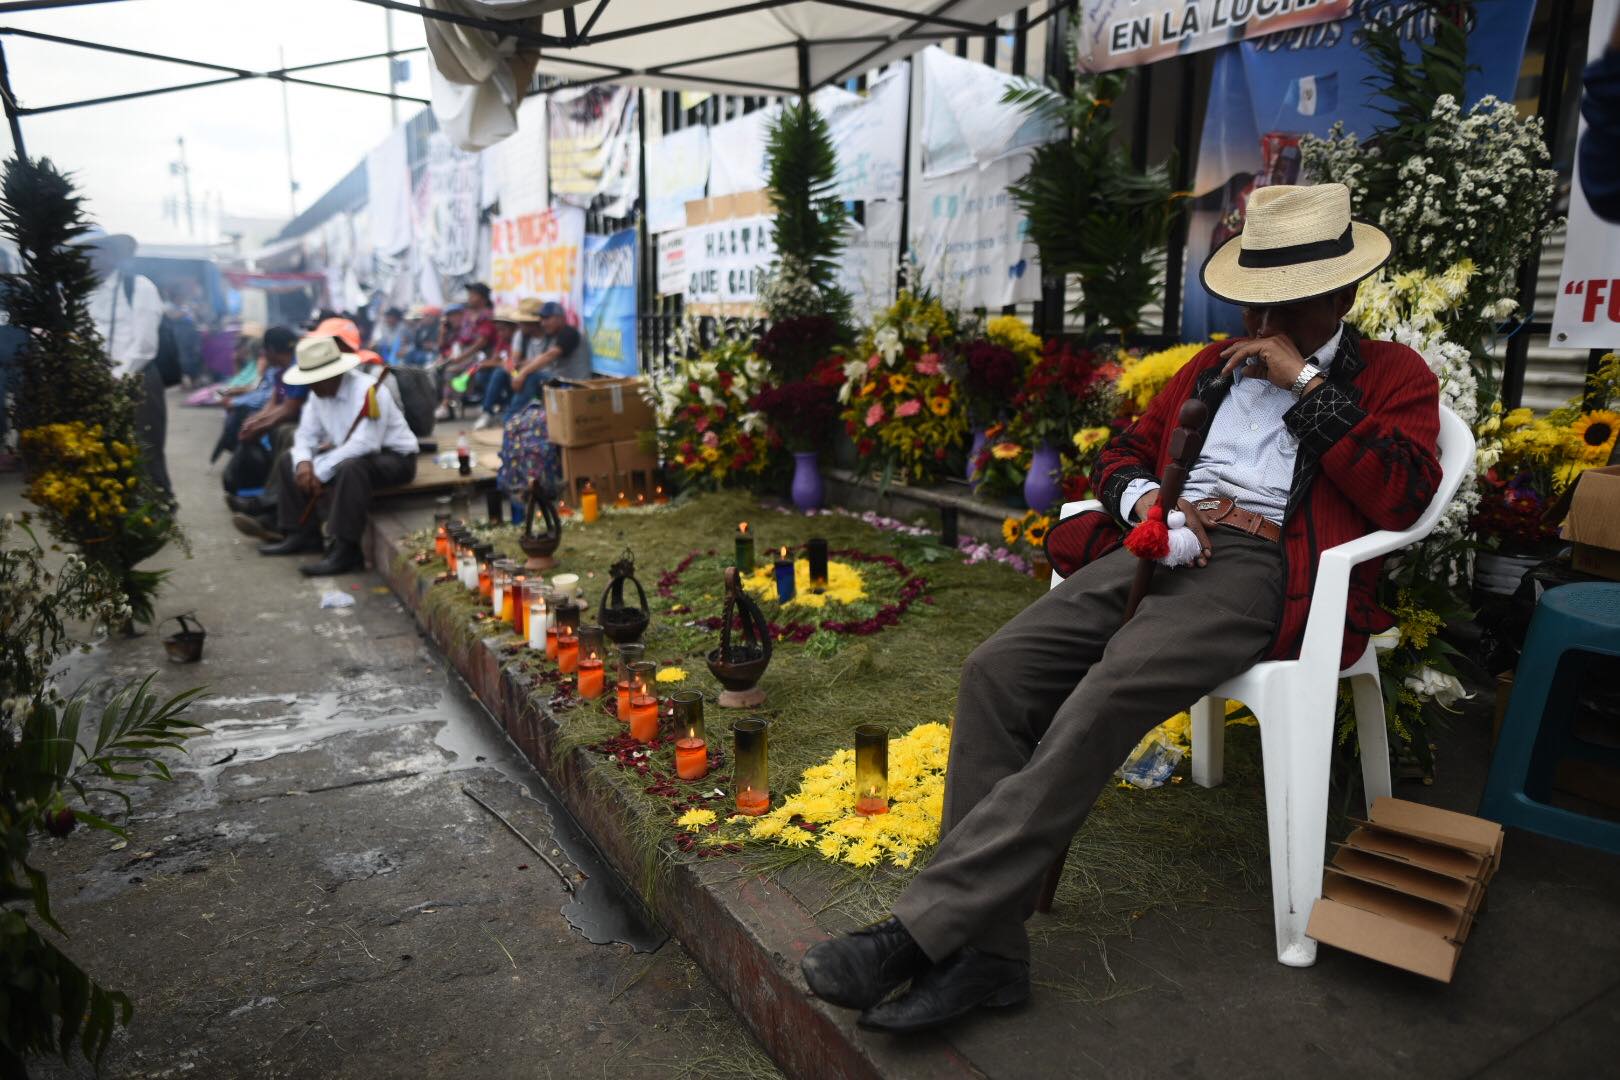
[1283,72,1339,117]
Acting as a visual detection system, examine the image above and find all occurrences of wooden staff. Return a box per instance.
[1121,397,1210,621]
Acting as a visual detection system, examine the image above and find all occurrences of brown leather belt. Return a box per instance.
[1191,497,1282,543]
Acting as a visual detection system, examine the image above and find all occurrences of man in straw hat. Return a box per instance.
[802,183,1443,1031]
[257,335,419,576]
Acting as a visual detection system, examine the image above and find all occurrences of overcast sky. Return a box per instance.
[1,0,433,246]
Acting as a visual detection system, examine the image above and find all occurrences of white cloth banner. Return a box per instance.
[482,93,549,219]
[684,213,775,312]
[489,204,587,320]
[657,230,688,297]
[366,128,413,257]
[838,202,901,320]
[909,149,1041,309]
[825,64,910,202]
[707,107,777,199]
[427,133,484,278]
[646,125,711,234]
[919,46,1059,178]
[1552,0,1620,349]
[549,85,639,218]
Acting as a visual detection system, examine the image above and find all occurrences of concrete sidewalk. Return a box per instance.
[7,394,778,1079]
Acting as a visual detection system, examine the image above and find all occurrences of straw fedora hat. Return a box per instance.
[493,305,525,323]
[1201,183,1391,306]
[283,335,362,386]
[515,297,545,322]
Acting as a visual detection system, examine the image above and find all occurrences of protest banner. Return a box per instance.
[427,132,483,278]
[489,204,586,320]
[838,202,901,319]
[646,125,711,234]
[682,191,775,316]
[1075,0,1349,72]
[825,64,910,202]
[583,229,640,378]
[549,86,639,218]
[1553,0,1620,350]
[909,150,1042,310]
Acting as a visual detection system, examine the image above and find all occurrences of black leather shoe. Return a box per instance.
[299,539,365,577]
[856,947,1029,1033]
[801,916,928,1011]
[231,512,284,543]
[225,493,271,515]
[258,530,324,556]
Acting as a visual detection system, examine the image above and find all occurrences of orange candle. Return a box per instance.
[478,565,492,600]
[675,737,708,781]
[617,680,633,717]
[435,526,450,559]
[577,657,605,698]
[735,787,770,816]
[581,484,599,523]
[500,590,514,623]
[614,489,630,508]
[856,794,890,816]
[628,693,659,742]
[654,485,668,504]
[545,626,559,660]
[557,632,579,674]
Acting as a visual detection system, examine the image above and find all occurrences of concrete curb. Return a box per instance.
[367,511,984,1080]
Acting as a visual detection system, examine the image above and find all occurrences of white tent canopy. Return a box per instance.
[408,0,1052,148]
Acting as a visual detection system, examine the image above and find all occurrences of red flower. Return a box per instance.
[857,437,876,457]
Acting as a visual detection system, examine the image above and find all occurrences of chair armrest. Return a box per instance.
[1059,499,1102,521]
[1296,526,1430,666]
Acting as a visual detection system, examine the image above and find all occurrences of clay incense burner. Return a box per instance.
[706,566,772,708]
[519,478,562,571]
[599,549,651,644]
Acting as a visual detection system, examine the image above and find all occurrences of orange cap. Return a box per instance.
[313,317,362,351]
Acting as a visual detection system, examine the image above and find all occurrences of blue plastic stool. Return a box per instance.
[1479,582,1620,854]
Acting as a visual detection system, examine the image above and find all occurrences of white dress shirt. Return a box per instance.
[290,368,420,484]
[88,272,163,378]
[1122,324,1344,526]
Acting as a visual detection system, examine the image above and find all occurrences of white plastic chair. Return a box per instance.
[1051,406,1473,966]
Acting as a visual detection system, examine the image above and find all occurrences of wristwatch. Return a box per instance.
[1289,362,1323,397]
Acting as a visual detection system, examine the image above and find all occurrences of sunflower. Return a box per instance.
[887,374,911,395]
[1571,410,1620,462]
[1002,517,1022,545]
[928,395,951,417]
[990,441,1023,461]
[1025,515,1052,544]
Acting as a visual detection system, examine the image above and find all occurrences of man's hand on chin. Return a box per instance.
[1218,333,1309,391]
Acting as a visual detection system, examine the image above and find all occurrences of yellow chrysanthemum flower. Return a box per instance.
[676,808,717,828]
[1071,426,1111,454]
[1116,342,1206,413]
[990,442,1023,461]
[741,558,867,610]
[655,667,688,683]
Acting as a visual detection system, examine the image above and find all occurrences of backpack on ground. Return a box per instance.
[379,365,437,438]
[221,435,272,494]
[496,401,561,496]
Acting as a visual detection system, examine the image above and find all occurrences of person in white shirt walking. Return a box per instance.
[259,336,419,576]
[75,228,172,502]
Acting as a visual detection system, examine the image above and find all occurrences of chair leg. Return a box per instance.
[1255,681,1336,967]
[1035,843,1069,914]
[1190,695,1226,788]
[1350,671,1393,812]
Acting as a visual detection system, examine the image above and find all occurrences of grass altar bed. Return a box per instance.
[396,491,1274,1000]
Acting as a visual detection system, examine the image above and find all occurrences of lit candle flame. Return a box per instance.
[739,521,749,534]
[656,486,664,495]
[780,546,789,559]
[618,491,625,500]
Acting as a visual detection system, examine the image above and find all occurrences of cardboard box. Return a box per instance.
[1307,797,1503,983]
[543,377,655,447]
[558,439,661,504]
[1562,465,1620,580]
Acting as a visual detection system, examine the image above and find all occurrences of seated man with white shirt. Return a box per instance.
[258,336,419,576]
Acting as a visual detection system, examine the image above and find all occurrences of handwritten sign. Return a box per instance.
[489,204,586,320]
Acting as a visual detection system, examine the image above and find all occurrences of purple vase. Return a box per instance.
[966,427,989,486]
[791,450,824,512]
[1023,442,1063,512]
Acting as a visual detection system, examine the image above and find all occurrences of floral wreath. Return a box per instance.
[656,546,932,642]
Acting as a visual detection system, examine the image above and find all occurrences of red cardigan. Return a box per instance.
[1045,327,1442,670]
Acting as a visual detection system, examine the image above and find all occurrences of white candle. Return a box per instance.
[458,552,478,591]
[527,601,551,649]
[492,578,504,613]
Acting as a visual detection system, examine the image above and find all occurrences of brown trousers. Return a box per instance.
[892,530,1284,963]
[274,450,416,545]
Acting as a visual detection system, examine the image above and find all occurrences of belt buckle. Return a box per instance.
[1195,499,1222,513]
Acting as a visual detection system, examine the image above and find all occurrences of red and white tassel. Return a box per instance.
[1160,510,1203,568]
[1124,503,1170,560]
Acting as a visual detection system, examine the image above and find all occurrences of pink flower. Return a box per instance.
[694,416,710,433]
[895,399,922,418]
[864,402,886,427]
[915,353,942,375]
[867,355,881,371]
[702,430,720,448]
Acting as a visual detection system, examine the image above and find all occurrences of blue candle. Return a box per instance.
[773,548,796,603]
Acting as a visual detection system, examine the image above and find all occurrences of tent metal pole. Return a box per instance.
[0,0,127,12]
[1161,53,1197,340]
[895,57,916,295]
[1039,0,1074,340]
[16,74,252,116]
[818,0,977,100]
[636,85,653,373]
[0,38,23,158]
[797,39,811,98]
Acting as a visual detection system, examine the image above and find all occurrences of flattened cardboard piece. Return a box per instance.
[1342,823,1492,882]
[1330,847,1482,912]
[1308,897,1461,983]
[1321,869,1468,941]
[1367,797,1505,871]
[1561,465,1620,553]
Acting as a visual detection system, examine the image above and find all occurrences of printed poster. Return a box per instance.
[583,229,639,378]
[427,132,483,278]
[1179,2,1537,340]
[548,86,639,218]
[909,149,1042,310]
[489,204,587,321]
[657,230,688,297]
[1552,0,1620,349]
[1075,0,1350,71]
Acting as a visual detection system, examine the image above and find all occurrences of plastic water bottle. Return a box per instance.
[456,431,471,477]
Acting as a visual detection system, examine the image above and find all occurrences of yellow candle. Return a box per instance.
[577,657,605,698]
[581,486,599,523]
[557,632,579,674]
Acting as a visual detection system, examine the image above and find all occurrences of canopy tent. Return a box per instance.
[382,0,1062,148]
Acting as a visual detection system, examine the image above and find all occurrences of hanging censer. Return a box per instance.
[598,548,651,644]
[519,477,563,572]
[706,566,773,708]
